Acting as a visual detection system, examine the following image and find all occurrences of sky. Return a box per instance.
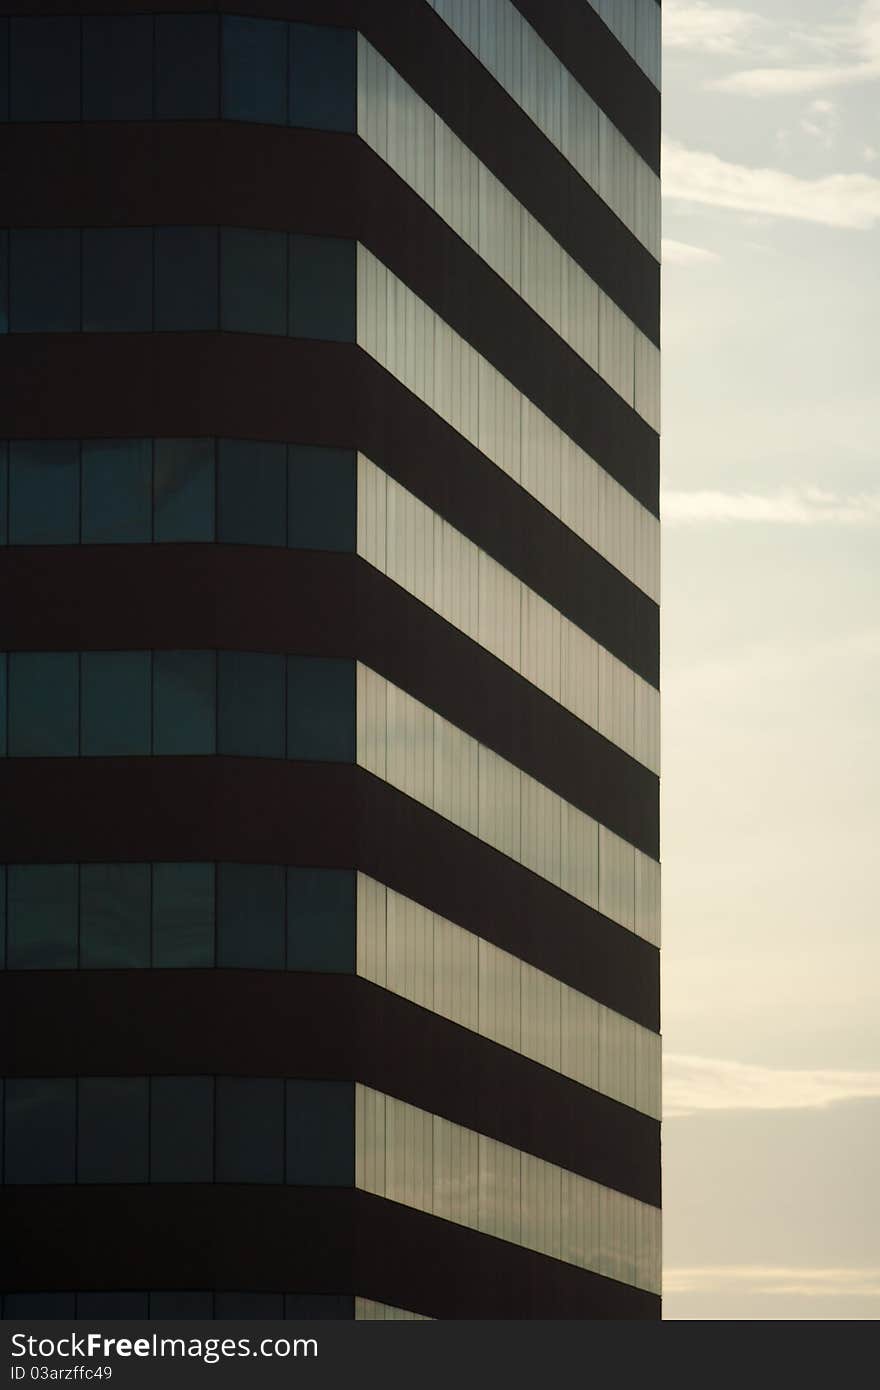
[660,0,880,1319]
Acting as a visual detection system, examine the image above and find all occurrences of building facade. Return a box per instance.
[0,0,661,1319]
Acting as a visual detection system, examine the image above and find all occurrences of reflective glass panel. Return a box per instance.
[288,236,356,342]
[217,439,286,546]
[81,439,152,544]
[8,651,79,757]
[285,1295,354,1319]
[153,438,215,542]
[81,651,151,756]
[4,1078,76,1184]
[7,863,78,969]
[287,446,356,552]
[286,657,355,761]
[153,650,216,755]
[217,863,285,969]
[9,230,80,333]
[152,862,215,968]
[9,440,79,545]
[215,1078,284,1184]
[77,1293,149,1319]
[82,15,153,121]
[215,1293,284,1319]
[217,651,284,758]
[80,863,150,969]
[3,1294,76,1318]
[150,1076,214,1182]
[154,228,219,332]
[222,16,287,125]
[149,1293,214,1319]
[10,17,80,122]
[154,15,219,120]
[220,228,287,336]
[289,24,356,132]
[286,868,355,973]
[286,1080,354,1185]
[78,1077,149,1184]
[82,228,153,333]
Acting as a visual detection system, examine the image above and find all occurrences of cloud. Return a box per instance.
[662,487,880,525]
[710,0,880,96]
[662,238,721,266]
[664,1,764,55]
[665,1054,880,1118]
[664,1266,880,1297]
[662,139,880,228]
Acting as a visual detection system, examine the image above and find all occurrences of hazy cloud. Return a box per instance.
[665,1266,880,1297]
[665,1054,880,1117]
[662,139,880,228]
[662,238,721,265]
[710,0,880,96]
[662,487,880,525]
[664,1,764,55]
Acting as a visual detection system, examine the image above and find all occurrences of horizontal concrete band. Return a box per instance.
[0,548,659,857]
[0,760,660,1031]
[0,1186,661,1319]
[0,971,660,1205]
[1,123,659,504]
[0,335,660,683]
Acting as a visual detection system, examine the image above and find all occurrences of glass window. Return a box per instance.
[289,25,356,133]
[150,1076,214,1182]
[7,864,78,969]
[286,868,355,973]
[220,228,287,336]
[289,236,356,342]
[286,657,355,762]
[222,16,287,125]
[3,1293,76,1318]
[215,1293,285,1319]
[81,651,151,756]
[77,1293,149,1319]
[8,651,79,758]
[81,439,152,544]
[80,863,150,969]
[153,439,215,543]
[217,439,286,546]
[82,228,153,334]
[10,17,81,123]
[153,650,216,755]
[215,1078,284,1184]
[286,1080,354,1185]
[154,228,219,332]
[78,1077,149,1184]
[285,1294,354,1319]
[4,1078,76,1184]
[154,15,219,120]
[217,864,285,969]
[8,439,79,545]
[0,443,7,545]
[82,15,153,122]
[9,229,81,333]
[217,651,285,758]
[152,862,215,968]
[150,1292,214,1319]
[288,446,356,552]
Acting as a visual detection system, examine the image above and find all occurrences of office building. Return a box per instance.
[0,0,661,1319]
